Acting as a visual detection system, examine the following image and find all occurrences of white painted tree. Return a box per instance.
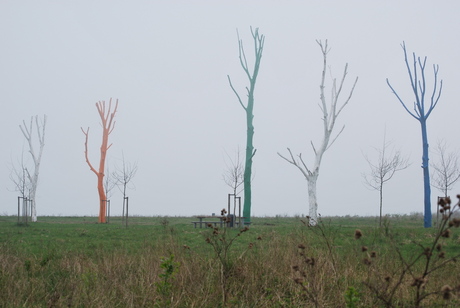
[19,115,47,222]
[278,40,358,225]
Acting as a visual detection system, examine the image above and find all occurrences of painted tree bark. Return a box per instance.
[19,115,47,222]
[227,27,265,223]
[81,99,118,223]
[278,40,357,225]
[386,42,443,228]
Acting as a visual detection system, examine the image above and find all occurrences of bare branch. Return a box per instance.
[227,75,246,110]
[431,140,460,196]
[81,127,98,176]
[279,40,357,222]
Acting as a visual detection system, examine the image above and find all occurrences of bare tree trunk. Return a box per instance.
[307,175,318,224]
[386,42,442,228]
[278,40,357,224]
[227,27,264,223]
[82,99,118,223]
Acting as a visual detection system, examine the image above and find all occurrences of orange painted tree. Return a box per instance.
[81,99,118,223]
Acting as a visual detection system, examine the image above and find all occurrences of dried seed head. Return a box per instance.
[248,242,254,249]
[305,257,315,266]
[294,277,304,284]
[436,243,443,251]
[361,246,368,252]
[442,229,451,238]
[363,258,372,266]
[370,251,377,258]
[292,265,299,272]
[423,247,432,257]
[452,218,460,228]
[221,208,227,215]
[446,197,452,205]
[298,244,306,250]
[441,285,453,300]
[384,276,391,283]
[207,223,213,228]
[183,245,190,249]
[439,251,446,259]
[411,277,428,288]
[355,229,363,239]
[205,238,211,243]
[439,198,446,207]
[257,236,262,240]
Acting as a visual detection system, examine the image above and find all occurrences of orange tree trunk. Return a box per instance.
[81,99,118,223]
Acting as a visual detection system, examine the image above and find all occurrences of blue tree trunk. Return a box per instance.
[420,119,432,227]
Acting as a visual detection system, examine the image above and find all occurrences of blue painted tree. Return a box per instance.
[386,42,443,228]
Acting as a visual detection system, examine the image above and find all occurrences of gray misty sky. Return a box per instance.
[1,1,460,217]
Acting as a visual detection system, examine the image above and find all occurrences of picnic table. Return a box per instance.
[192,215,247,228]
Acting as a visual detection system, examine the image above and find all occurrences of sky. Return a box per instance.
[1,1,460,218]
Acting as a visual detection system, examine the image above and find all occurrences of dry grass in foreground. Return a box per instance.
[1,206,460,307]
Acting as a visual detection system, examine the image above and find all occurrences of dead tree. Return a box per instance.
[278,40,358,225]
[227,27,265,223]
[386,42,443,228]
[82,99,118,223]
[19,115,47,222]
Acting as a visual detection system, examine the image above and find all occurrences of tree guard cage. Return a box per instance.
[17,196,30,225]
[122,196,129,227]
[227,194,242,227]
[103,200,111,223]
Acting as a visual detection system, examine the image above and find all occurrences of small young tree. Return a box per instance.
[82,99,118,223]
[278,40,358,225]
[362,132,410,226]
[222,148,244,217]
[386,42,443,228]
[9,151,31,223]
[112,153,137,225]
[227,27,265,223]
[431,140,460,198]
[19,115,46,222]
[103,165,117,221]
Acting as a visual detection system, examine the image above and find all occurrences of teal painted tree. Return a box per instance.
[227,27,265,223]
[386,42,443,228]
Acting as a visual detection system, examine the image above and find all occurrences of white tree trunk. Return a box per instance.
[20,115,46,222]
[278,40,357,224]
[307,173,318,225]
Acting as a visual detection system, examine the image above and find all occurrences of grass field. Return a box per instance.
[1,213,460,307]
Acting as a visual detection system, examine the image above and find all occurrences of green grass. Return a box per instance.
[1,214,460,307]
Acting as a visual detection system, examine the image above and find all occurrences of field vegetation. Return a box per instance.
[1,208,460,307]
